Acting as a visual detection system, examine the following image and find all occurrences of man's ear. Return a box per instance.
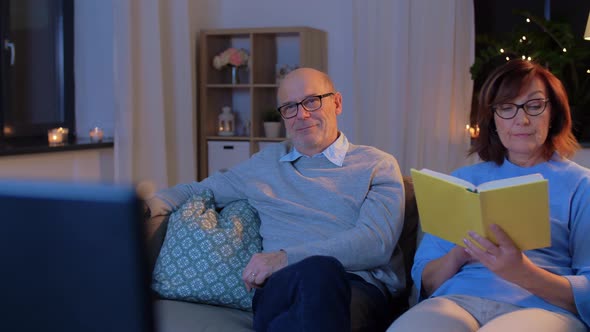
[334,92,343,115]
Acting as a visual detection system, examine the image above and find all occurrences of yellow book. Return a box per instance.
[410,168,550,251]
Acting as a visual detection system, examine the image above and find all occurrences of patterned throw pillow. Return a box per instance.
[152,190,262,311]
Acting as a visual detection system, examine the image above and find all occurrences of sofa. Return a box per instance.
[144,176,419,332]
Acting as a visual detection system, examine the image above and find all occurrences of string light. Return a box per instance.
[522,55,526,60]
[526,18,531,23]
[506,56,510,61]
[587,69,590,74]
[562,48,567,53]
[500,48,505,53]
[522,36,527,40]
[527,56,532,61]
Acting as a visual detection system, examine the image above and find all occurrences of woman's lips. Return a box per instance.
[512,133,533,137]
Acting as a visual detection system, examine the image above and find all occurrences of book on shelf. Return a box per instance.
[410,168,550,251]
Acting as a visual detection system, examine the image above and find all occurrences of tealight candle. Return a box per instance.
[465,124,480,138]
[48,127,67,146]
[89,127,104,142]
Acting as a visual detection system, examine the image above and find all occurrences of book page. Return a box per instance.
[477,173,544,192]
[418,169,476,191]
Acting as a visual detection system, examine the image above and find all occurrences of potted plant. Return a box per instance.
[262,109,282,138]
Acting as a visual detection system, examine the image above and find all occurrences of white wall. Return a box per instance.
[0,149,114,182]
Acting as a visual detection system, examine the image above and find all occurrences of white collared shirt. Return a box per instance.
[279,132,349,167]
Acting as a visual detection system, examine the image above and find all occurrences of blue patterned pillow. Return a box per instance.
[151,190,262,311]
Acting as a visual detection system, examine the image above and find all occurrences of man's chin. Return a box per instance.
[293,138,319,150]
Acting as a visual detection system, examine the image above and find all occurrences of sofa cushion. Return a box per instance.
[155,300,253,332]
[151,190,262,311]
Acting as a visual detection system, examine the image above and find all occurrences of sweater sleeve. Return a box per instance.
[154,159,254,212]
[564,176,590,326]
[411,233,456,300]
[284,155,405,270]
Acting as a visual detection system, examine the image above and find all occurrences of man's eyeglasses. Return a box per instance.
[277,92,335,119]
[492,98,550,120]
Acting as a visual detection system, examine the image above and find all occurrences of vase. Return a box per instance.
[231,66,239,84]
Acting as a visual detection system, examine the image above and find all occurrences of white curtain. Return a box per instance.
[112,0,196,190]
[352,0,475,175]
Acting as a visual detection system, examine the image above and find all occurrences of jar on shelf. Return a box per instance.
[218,106,235,136]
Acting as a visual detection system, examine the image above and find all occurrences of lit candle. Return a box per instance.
[465,124,480,138]
[48,128,65,145]
[89,127,104,142]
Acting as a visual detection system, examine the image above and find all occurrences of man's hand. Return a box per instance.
[144,196,172,218]
[242,251,288,292]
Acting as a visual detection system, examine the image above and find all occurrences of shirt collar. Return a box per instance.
[279,132,349,167]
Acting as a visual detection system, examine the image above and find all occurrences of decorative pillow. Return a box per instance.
[151,190,262,311]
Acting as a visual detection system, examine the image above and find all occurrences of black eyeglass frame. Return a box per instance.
[276,92,335,119]
[492,98,550,120]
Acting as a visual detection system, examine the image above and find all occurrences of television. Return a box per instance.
[0,179,154,332]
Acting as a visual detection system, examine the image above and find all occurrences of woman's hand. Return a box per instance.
[463,224,577,314]
[463,223,533,284]
[421,245,475,297]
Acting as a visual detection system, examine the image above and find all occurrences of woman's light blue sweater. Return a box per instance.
[412,155,590,326]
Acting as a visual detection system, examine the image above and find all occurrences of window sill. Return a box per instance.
[0,137,114,157]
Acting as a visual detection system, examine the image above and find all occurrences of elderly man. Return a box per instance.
[147,68,405,331]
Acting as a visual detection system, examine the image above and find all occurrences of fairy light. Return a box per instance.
[522,55,526,60]
[500,48,505,53]
[527,56,532,61]
[506,56,510,61]
[587,69,590,74]
[563,48,567,53]
[526,18,531,23]
[522,36,527,40]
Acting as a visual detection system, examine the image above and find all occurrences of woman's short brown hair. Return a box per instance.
[469,59,580,164]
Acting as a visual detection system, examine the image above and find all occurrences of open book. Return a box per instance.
[410,168,551,251]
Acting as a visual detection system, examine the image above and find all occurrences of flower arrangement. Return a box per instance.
[213,48,249,70]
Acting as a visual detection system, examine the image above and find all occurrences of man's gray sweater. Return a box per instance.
[156,138,406,295]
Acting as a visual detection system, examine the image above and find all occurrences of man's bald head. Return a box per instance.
[278,68,334,103]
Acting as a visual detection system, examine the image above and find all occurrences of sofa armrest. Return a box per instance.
[401,176,419,278]
[145,215,169,273]
[393,177,419,308]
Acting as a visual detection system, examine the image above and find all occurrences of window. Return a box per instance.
[473,0,590,144]
[0,0,74,141]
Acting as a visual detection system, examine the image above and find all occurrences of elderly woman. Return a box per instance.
[389,59,590,331]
